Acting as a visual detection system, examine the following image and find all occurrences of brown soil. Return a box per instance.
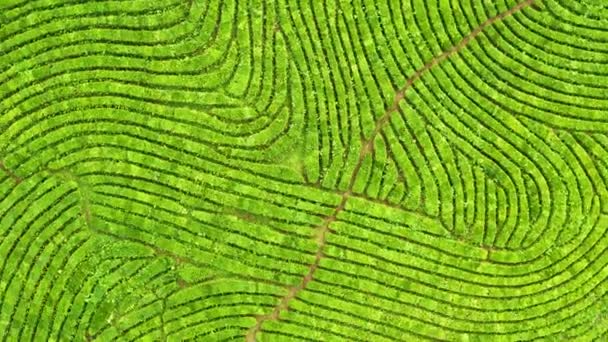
[246,1,536,340]
[0,161,21,184]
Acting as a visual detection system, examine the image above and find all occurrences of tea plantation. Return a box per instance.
[1,0,608,341]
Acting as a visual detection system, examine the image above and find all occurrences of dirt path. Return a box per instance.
[0,161,21,184]
[246,1,535,340]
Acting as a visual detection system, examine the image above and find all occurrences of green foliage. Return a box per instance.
[1,0,608,340]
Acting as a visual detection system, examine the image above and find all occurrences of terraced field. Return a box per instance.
[2,0,608,340]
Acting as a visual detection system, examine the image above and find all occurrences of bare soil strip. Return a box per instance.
[0,161,21,184]
[246,1,535,340]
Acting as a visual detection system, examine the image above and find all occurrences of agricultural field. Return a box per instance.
[1,0,608,340]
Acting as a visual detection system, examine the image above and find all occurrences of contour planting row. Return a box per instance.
[3,0,608,340]
[269,0,519,186]
[0,174,151,341]
[14,131,604,340]
[478,0,608,131]
[0,169,306,341]
[396,6,604,254]
[3,0,291,166]
[258,206,608,340]
[401,68,588,251]
[257,0,608,339]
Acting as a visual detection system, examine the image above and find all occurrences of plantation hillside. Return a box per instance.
[1,0,608,341]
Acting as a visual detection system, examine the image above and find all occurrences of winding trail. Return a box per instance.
[245,0,536,340]
[0,161,21,184]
